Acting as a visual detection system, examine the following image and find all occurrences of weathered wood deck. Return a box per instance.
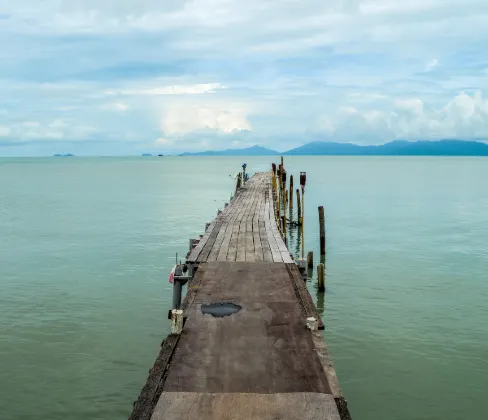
[188,172,293,264]
[129,172,351,420]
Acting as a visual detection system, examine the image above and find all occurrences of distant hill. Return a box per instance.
[54,153,74,157]
[180,145,279,156]
[284,140,488,156]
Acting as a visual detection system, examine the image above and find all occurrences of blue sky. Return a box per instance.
[1,0,488,155]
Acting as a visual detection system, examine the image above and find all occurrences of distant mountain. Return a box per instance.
[180,145,279,156]
[284,140,488,156]
[54,153,74,157]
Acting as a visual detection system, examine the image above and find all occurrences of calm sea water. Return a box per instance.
[1,156,487,420]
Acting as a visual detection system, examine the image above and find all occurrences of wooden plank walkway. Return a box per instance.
[188,172,293,264]
[129,172,351,420]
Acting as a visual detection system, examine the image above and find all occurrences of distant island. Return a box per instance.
[180,145,278,156]
[53,153,74,157]
[141,153,152,156]
[179,140,488,156]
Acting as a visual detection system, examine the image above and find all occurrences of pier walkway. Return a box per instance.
[188,172,293,263]
[129,172,351,420]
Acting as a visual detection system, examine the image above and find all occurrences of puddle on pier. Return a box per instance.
[201,302,242,317]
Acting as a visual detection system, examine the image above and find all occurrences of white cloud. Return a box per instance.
[6,120,97,141]
[109,83,223,96]
[425,58,439,72]
[1,0,488,153]
[154,137,172,146]
[100,102,129,111]
[394,98,424,117]
[0,126,11,137]
[318,91,488,143]
[161,104,252,135]
[347,92,388,102]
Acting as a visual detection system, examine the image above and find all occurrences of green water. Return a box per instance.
[1,157,487,420]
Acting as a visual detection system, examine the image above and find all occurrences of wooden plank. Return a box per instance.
[151,392,341,420]
[252,219,263,262]
[197,221,223,262]
[207,222,230,262]
[235,222,247,261]
[187,221,216,263]
[245,221,255,262]
[216,222,234,261]
[225,223,240,261]
[259,221,273,262]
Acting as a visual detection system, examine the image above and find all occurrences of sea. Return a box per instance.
[1,156,487,420]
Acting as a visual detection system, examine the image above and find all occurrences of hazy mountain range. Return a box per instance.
[179,140,488,156]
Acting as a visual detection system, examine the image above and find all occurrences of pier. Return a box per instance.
[129,169,351,420]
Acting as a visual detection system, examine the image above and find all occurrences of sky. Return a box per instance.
[1,0,488,156]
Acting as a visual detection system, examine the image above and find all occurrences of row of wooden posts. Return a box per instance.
[232,159,326,291]
[271,157,326,292]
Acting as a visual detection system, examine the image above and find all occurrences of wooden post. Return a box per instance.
[277,182,281,230]
[235,173,241,193]
[301,190,305,258]
[289,175,293,221]
[283,189,287,238]
[306,317,317,331]
[300,172,306,258]
[171,309,184,334]
[307,251,313,268]
[318,206,325,257]
[317,263,325,291]
[296,188,302,225]
[282,170,287,239]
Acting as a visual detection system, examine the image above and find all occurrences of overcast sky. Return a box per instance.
[1,0,488,155]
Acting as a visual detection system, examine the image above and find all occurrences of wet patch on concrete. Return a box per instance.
[201,302,242,318]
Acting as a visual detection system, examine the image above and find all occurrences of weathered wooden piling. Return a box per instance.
[171,309,183,334]
[319,205,326,257]
[300,172,307,258]
[296,188,302,225]
[235,173,242,193]
[289,175,294,221]
[242,163,247,184]
[317,263,325,291]
[129,171,351,420]
[282,170,287,238]
[308,251,314,268]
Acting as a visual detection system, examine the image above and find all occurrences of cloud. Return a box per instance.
[1,120,97,142]
[425,58,439,72]
[394,98,424,117]
[154,137,172,146]
[107,83,223,96]
[100,102,129,111]
[347,92,388,102]
[0,126,11,137]
[1,0,488,154]
[317,91,488,143]
[161,104,252,135]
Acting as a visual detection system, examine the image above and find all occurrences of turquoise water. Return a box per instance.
[1,156,487,420]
